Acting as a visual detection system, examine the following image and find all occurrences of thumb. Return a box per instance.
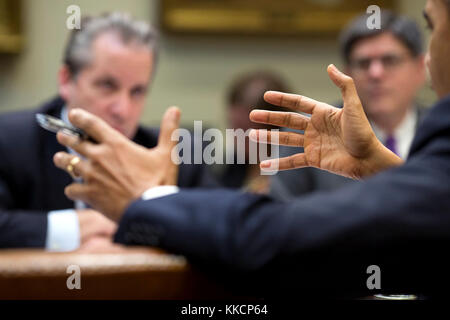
[327,64,360,101]
[327,64,366,115]
[158,106,181,152]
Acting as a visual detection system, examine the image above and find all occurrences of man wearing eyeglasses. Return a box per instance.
[271,10,427,200]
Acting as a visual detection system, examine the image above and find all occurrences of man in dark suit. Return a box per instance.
[53,0,450,297]
[271,11,429,200]
[0,13,216,251]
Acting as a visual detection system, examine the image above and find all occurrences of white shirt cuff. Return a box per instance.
[141,185,179,201]
[46,209,80,252]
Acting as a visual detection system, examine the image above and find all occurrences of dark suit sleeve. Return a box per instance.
[114,142,450,296]
[0,137,47,248]
[0,183,48,248]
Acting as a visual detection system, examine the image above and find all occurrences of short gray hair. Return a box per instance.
[339,10,423,64]
[63,12,159,77]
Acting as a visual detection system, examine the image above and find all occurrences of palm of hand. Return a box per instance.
[304,102,375,179]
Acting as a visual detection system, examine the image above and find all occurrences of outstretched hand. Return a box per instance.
[249,64,403,180]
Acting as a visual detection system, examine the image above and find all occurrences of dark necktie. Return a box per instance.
[385,135,398,155]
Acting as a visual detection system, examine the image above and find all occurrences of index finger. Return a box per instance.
[264,91,318,114]
[68,108,121,143]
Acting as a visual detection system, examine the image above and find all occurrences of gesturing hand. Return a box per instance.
[249,65,403,180]
[53,107,181,221]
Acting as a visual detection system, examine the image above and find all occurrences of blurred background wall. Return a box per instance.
[0,0,434,129]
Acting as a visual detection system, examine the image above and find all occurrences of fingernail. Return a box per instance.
[261,160,271,168]
[170,107,180,121]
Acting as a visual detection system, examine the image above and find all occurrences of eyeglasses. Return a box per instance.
[349,54,411,72]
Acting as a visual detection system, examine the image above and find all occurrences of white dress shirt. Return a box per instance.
[45,107,83,251]
[46,209,80,251]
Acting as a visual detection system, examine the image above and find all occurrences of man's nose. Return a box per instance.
[111,92,132,119]
[367,59,385,79]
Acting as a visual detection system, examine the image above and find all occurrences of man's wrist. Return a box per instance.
[361,139,404,179]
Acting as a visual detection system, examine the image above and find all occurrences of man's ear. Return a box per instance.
[58,65,74,101]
